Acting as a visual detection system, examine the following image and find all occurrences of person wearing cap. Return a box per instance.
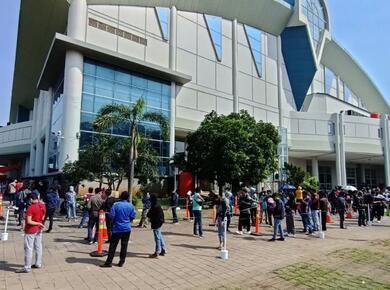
[16,192,46,273]
[236,188,252,235]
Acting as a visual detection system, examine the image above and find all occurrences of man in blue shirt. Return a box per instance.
[100,191,136,268]
[43,187,60,233]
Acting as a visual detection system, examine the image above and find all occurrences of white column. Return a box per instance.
[67,0,87,41]
[29,143,36,176]
[169,6,177,160]
[35,139,44,176]
[42,89,53,175]
[276,36,283,127]
[381,114,390,186]
[232,19,238,113]
[312,158,319,180]
[339,113,347,185]
[334,113,342,186]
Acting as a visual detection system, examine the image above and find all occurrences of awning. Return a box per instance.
[0,165,21,173]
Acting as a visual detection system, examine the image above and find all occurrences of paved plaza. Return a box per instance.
[1,209,390,290]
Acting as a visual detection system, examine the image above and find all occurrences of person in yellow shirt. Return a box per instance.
[295,186,303,213]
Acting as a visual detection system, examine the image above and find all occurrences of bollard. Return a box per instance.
[0,191,3,220]
[90,210,108,257]
[209,205,217,226]
[367,204,372,226]
[0,206,11,241]
[318,210,325,240]
[220,216,228,260]
[251,202,261,236]
[234,196,238,216]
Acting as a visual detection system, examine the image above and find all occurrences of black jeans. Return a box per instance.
[105,231,131,265]
[44,208,56,232]
[285,212,295,234]
[238,212,251,232]
[358,208,366,226]
[193,210,203,236]
[88,215,99,242]
[321,211,327,231]
[172,207,178,223]
[267,209,273,226]
[338,210,345,229]
[226,213,231,230]
[105,213,112,241]
[250,208,257,226]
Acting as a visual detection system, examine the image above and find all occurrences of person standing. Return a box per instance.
[15,192,46,273]
[187,190,194,221]
[170,190,179,224]
[137,192,151,228]
[216,194,227,250]
[236,189,252,235]
[15,184,28,227]
[336,191,347,229]
[356,191,366,226]
[266,191,274,226]
[101,189,117,243]
[192,187,204,237]
[79,187,94,228]
[87,188,104,244]
[269,193,285,241]
[319,191,328,231]
[285,192,296,237]
[147,194,166,258]
[65,186,77,220]
[8,179,17,205]
[100,191,136,267]
[43,187,60,233]
[310,192,320,232]
[300,191,313,234]
[224,189,233,231]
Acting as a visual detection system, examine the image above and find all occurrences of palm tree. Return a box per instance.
[93,98,169,201]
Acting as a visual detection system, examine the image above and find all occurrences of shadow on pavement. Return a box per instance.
[54,238,87,244]
[162,231,195,237]
[67,250,150,259]
[171,243,217,250]
[0,261,22,272]
[65,256,101,265]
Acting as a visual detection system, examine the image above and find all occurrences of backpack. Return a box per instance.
[15,190,27,209]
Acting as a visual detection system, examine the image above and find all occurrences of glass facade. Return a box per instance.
[204,15,222,61]
[244,25,263,77]
[301,0,326,52]
[155,7,170,41]
[319,166,332,190]
[343,83,352,103]
[80,59,171,175]
[324,67,335,95]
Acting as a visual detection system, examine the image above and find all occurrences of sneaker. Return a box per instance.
[31,265,41,269]
[173,222,179,225]
[193,234,198,237]
[199,235,204,239]
[160,249,166,256]
[245,231,252,235]
[100,263,112,268]
[15,268,30,273]
[277,238,285,241]
[236,231,243,235]
[149,253,159,259]
[268,238,276,242]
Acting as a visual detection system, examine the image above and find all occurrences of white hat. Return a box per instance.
[267,197,274,204]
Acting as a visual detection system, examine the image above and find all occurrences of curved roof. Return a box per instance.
[321,38,390,113]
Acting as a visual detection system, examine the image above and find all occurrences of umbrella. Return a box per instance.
[342,185,357,191]
[280,184,296,190]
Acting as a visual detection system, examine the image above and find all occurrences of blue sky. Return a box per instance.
[0,0,389,126]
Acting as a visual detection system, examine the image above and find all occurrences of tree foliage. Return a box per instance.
[285,163,319,192]
[185,110,279,192]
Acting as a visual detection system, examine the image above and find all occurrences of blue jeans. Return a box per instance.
[193,210,203,236]
[311,210,320,231]
[217,217,226,244]
[67,202,76,219]
[272,218,284,239]
[79,208,89,228]
[301,212,313,233]
[153,228,166,255]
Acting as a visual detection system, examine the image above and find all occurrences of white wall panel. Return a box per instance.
[298,119,316,134]
[197,26,215,60]
[117,31,145,60]
[237,44,252,75]
[176,106,204,122]
[197,57,216,89]
[89,5,119,19]
[315,120,328,135]
[146,8,162,36]
[177,16,197,53]
[265,57,278,85]
[355,124,369,138]
[217,98,233,115]
[145,38,169,67]
[177,11,197,22]
[253,107,267,121]
[237,24,247,45]
[176,87,197,108]
[253,78,266,104]
[176,49,197,82]
[239,102,253,115]
[222,19,232,38]
[119,6,146,30]
[267,34,277,60]
[216,64,232,94]
[267,111,279,126]
[266,83,278,108]
[238,72,252,100]
[87,26,117,52]
[344,123,356,137]
[221,36,232,67]
[198,92,216,112]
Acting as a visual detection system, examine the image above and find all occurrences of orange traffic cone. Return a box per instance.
[251,203,261,236]
[326,206,332,223]
[209,205,217,226]
[184,198,190,220]
[0,192,3,220]
[102,220,108,240]
[90,210,108,257]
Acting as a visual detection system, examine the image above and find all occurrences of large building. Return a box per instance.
[1,0,390,189]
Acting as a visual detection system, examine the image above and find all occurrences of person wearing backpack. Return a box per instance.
[269,193,285,241]
[192,187,204,237]
[170,190,179,224]
[15,185,28,227]
[43,187,60,233]
[147,194,166,258]
[236,188,252,235]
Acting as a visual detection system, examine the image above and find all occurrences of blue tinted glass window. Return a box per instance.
[80,112,95,131]
[325,67,335,94]
[84,61,96,75]
[131,87,145,103]
[81,93,94,112]
[146,91,162,108]
[95,78,113,98]
[301,0,326,52]
[132,74,147,89]
[155,7,170,41]
[204,15,222,61]
[94,96,112,113]
[114,83,131,102]
[115,70,131,84]
[83,75,95,94]
[343,83,351,103]
[244,25,263,77]
[96,65,114,80]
